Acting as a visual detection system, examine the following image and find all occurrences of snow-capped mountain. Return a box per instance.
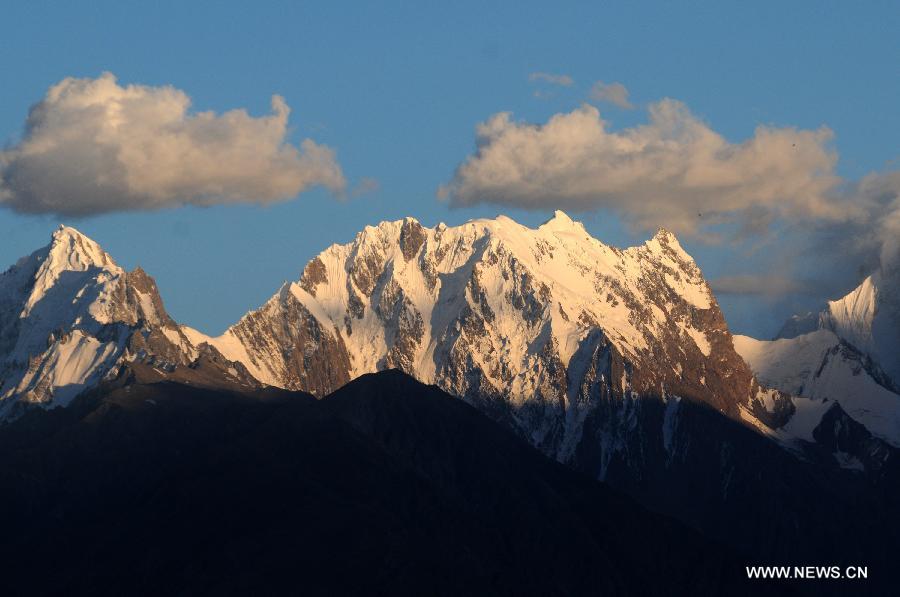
[185,211,784,464]
[0,225,252,418]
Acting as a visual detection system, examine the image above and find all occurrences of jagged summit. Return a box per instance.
[343,212,691,263]
[551,208,571,222]
[643,226,692,261]
[22,225,121,317]
[538,209,584,232]
[5,225,116,282]
[652,226,676,242]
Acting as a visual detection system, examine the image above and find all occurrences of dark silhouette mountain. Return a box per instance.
[0,367,776,596]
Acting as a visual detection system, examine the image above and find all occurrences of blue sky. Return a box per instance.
[1,0,897,337]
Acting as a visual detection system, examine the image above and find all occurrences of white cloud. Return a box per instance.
[0,73,346,216]
[862,171,900,266]
[589,81,633,109]
[350,177,380,198]
[440,100,850,237]
[528,72,574,87]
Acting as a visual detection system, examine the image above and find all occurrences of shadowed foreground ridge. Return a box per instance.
[0,368,766,596]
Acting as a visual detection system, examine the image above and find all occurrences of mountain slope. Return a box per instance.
[0,369,759,597]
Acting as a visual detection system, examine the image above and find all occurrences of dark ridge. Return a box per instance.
[0,368,772,597]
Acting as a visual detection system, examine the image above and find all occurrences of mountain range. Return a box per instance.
[0,214,897,593]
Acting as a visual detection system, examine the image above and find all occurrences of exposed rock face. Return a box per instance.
[813,402,898,479]
[220,284,352,397]
[299,257,328,296]
[398,218,426,261]
[0,226,255,419]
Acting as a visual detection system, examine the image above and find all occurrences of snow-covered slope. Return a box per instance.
[191,211,780,462]
[747,257,900,450]
[0,226,247,419]
[735,330,900,447]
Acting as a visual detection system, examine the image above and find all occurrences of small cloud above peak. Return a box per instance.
[589,81,634,109]
[528,72,574,87]
[350,177,380,199]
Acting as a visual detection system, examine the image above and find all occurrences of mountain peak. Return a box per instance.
[539,209,585,233]
[652,226,676,242]
[551,209,573,222]
[543,209,572,224]
[47,224,117,272]
[645,227,692,262]
[51,224,93,246]
[17,225,121,318]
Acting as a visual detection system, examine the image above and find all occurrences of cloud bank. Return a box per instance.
[440,100,849,238]
[803,171,900,278]
[0,73,346,216]
[710,274,811,297]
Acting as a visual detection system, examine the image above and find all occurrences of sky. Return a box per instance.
[0,0,898,338]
